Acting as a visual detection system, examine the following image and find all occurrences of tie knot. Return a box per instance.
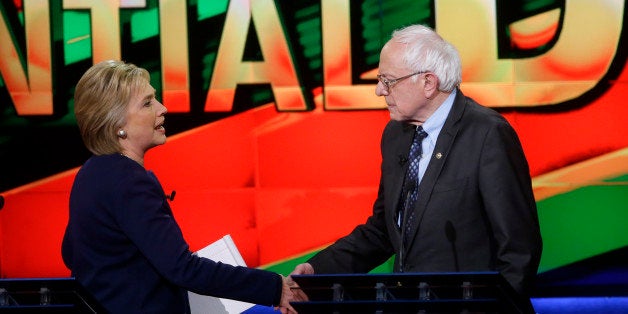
[416,126,428,140]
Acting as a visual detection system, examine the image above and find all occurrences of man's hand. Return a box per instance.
[290,263,315,276]
[287,263,315,302]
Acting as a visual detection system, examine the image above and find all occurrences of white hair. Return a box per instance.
[389,24,462,92]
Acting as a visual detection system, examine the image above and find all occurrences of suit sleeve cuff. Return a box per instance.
[272,273,283,306]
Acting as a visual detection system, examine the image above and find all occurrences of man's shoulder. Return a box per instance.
[460,95,509,126]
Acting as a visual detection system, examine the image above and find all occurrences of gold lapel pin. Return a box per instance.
[435,152,442,159]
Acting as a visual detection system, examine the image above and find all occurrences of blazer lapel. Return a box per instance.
[404,89,466,249]
[388,123,417,233]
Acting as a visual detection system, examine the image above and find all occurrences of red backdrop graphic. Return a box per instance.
[0,0,627,280]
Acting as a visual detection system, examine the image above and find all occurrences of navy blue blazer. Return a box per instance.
[62,154,281,313]
[309,90,542,297]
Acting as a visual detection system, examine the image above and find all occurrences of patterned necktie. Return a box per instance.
[399,126,428,246]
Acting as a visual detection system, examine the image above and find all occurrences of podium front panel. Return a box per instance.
[290,272,533,314]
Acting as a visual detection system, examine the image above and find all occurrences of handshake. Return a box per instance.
[276,263,315,314]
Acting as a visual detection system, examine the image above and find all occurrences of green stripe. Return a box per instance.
[537,175,628,272]
[262,252,395,276]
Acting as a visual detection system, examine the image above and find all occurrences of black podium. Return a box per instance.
[0,278,105,313]
[290,271,533,314]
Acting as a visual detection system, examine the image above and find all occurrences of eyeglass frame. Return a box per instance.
[377,71,427,91]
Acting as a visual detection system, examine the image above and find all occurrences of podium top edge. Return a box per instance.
[291,271,506,288]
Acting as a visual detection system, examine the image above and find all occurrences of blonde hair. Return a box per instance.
[74,60,150,155]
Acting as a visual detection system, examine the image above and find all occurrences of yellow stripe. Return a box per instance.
[533,147,628,201]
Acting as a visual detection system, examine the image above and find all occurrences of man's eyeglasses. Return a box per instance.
[377,71,427,91]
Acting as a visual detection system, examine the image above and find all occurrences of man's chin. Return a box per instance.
[388,112,403,121]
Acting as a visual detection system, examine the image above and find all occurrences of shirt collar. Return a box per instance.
[421,89,456,142]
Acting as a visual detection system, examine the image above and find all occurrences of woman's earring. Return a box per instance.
[117,129,127,139]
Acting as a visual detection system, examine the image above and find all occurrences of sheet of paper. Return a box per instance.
[188,234,254,314]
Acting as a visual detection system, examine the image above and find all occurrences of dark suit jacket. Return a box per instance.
[309,90,542,298]
[62,154,282,313]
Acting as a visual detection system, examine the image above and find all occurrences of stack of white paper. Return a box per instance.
[188,234,255,314]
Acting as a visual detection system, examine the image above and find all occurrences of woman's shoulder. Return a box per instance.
[85,154,142,169]
[79,154,147,181]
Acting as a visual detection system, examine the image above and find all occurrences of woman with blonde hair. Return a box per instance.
[62,60,295,313]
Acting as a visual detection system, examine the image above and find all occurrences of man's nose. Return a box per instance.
[375,82,388,96]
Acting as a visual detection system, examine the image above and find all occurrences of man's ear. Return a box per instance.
[423,73,439,99]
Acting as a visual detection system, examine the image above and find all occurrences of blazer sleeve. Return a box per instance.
[478,119,543,296]
[112,170,283,306]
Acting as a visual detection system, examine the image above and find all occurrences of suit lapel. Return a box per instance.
[404,90,466,249]
[388,123,417,234]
